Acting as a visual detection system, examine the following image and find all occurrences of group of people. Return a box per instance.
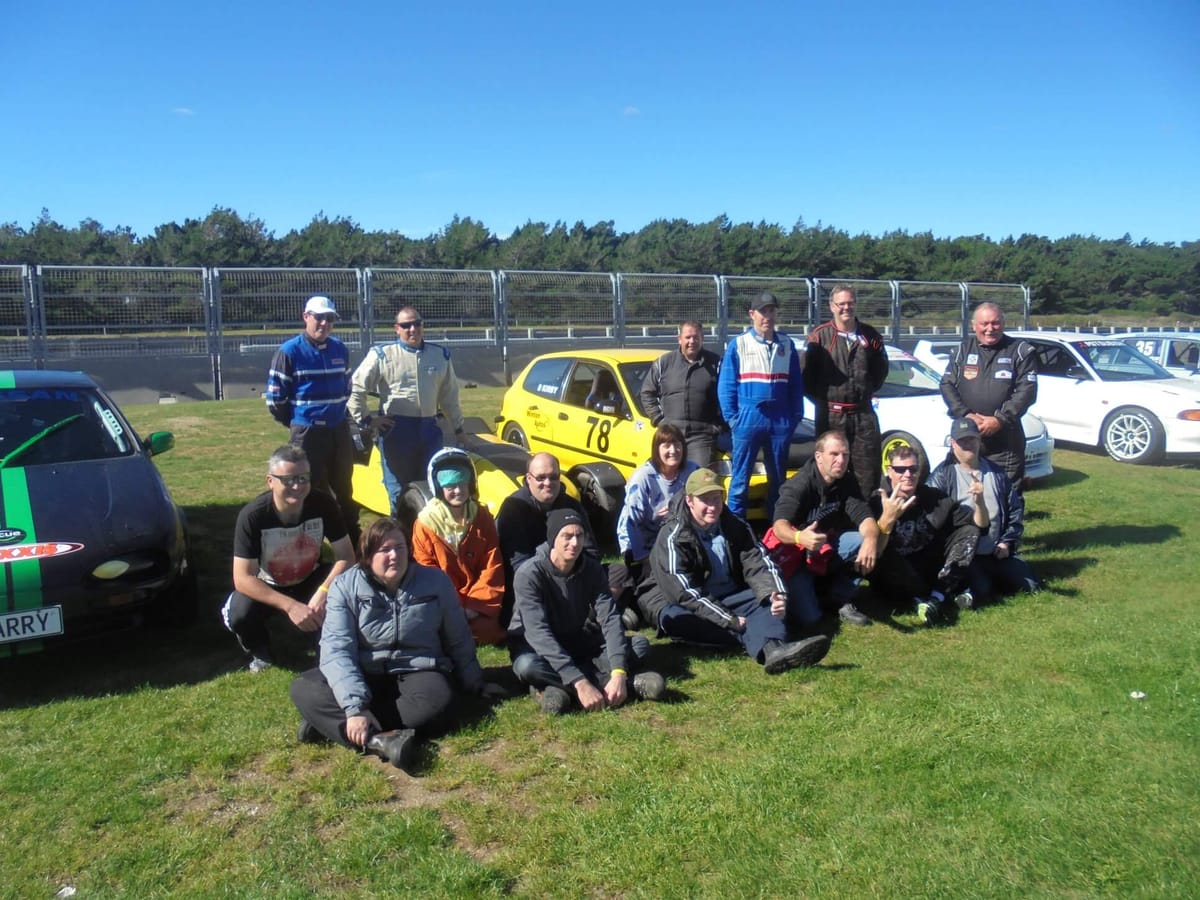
[221,290,1043,773]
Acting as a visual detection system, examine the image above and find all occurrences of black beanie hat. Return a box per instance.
[546,508,584,546]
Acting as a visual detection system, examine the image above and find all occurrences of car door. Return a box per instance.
[556,360,642,473]
[1026,340,1105,443]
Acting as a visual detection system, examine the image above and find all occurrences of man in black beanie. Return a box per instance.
[507,509,666,715]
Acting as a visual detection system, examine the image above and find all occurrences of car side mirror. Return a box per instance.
[1064,365,1088,381]
[145,431,175,457]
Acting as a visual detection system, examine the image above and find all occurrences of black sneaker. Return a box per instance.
[762,635,832,675]
[631,671,666,701]
[620,606,643,631]
[296,719,322,744]
[366,728,417,770]
[952,590,975,610]
[916,598,941,626]
[838,603,872,627]
[530,684,572,715]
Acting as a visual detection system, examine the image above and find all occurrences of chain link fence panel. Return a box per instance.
[965,283,1028,331]
[213,267,362,353]
[722,276,813,339]
[895,280,966,337]
[0,266,33,366]
[500,270,617,341]
[37,266,208,362]
[618,274,722,344]
[812,278,896,339]
[366,268,496,346]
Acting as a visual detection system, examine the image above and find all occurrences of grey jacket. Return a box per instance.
[508,543,627,685]
[320,564,484,717]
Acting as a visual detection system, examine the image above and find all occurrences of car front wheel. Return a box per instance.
[1102,407,1165,464]
[502,422,529,449]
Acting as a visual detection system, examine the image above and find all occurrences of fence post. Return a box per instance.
[497,271,511,386]
[205,268,224,400]
[612,273,624,347]
[25,265,45,369]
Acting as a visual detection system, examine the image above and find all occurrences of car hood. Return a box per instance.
[1,456,181,597]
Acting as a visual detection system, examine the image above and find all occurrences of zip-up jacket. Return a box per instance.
[347,339,464,431]
[804,320,888,414]
[319,564,484,718]
[508,543,627,686]
[639,347,723,433]
[717,328,805,423]
[928,453,1024,552]
[646,492,787,629]
[266,333,351,427]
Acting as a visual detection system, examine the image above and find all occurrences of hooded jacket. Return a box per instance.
[928,452,1024,553]
[410,448,505,645]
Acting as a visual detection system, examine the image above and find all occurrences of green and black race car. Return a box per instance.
[0,370,195,656]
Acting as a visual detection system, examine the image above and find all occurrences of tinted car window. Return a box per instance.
[520,357,574,402]
[1075,342,1171,381]
[618,362,653,416]
[0,387,135,467]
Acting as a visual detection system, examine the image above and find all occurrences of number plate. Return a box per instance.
[0,606,64,644]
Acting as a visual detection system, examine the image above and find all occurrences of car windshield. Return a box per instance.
[618,361,653,416]
[0,387,136,468]
[1073,342,1174,382]
[878,353,943,398]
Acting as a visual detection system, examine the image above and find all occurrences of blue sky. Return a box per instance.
[2,0,1197,244]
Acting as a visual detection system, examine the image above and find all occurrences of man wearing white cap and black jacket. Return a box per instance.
[508,508,666,715]
[266,295,359,545]
[644,468,832,675]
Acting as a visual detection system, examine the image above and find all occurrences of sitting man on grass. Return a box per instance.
[642,468,831,675]
[508,509,666,715]
[222,445,357,672]
[927,417,1042,606]
[869,443,987,625]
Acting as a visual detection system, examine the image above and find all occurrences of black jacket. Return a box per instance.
[639,348,723,434]
[773,458,874,533]
[645,492,786,628]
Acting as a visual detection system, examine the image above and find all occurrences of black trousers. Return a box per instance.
[289,420,361,546]
[289,667,456,748]
[221,565,330,661]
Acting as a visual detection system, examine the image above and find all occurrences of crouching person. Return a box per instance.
[509,509,666,715]
[290,517,487,772]
[642,468,832,675]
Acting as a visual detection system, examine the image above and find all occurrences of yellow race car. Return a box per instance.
[494,349,776,536]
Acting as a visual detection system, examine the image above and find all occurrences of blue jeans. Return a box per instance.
[785,531,865,627]
[658,588,787,663]
[378,416,443,514]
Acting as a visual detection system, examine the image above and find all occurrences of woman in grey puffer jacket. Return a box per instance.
[289,516,485,771]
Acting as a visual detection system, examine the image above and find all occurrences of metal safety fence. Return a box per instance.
[0,265,1035,399]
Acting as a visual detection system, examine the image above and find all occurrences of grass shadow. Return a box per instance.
[1030,524,1181,552]
[1034,465,1089,489]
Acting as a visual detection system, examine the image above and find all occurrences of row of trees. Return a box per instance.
[2,208,1197,316]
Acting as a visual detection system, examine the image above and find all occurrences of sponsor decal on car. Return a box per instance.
[0,541,85,564]
[0,527,27,544]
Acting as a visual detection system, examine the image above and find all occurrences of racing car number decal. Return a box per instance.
[0,542,85,564]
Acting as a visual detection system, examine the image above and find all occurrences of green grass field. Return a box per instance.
[1,393,1198,897]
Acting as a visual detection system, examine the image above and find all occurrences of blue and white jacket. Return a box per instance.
[266,333,351,427]
[717,328,805,425]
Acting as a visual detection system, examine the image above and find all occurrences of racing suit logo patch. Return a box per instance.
[963,365,979,380]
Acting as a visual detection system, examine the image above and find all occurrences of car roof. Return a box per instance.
[1117,332,1200,340]
[0,370,100,390]
[529,348,667,364]
[1010,331,1124,344]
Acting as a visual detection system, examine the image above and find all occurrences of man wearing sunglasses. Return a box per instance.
[222,445,357,672]
[348,306,465,515]
[265,295,359,547]
[869,443,988,626]
[495,452,599,626]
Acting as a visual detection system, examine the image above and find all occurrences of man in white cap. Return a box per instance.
[266,295,359,545]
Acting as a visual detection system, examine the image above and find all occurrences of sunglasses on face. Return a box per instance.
[889,465,918,475]
[396,320,423,330]
[309,314,336,324]
[271,473,311,487]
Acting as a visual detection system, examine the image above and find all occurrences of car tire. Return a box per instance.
[1101,407,1165,465]
[501,422,529,449]
[570,463,624,551]
[397,483,433,531]
[881,431,929,481]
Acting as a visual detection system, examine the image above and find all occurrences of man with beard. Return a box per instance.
[640,320,724,467]
[869,444,988,625]
[803,285,889,496]
[939,302,1038,485]
[769,430,882,629]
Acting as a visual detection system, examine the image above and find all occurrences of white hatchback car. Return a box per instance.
[796,340,1054,480]
[917,334,1200,465]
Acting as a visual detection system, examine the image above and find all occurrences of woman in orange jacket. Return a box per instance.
[410,448,506,645]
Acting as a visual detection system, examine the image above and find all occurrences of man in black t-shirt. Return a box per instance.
[221,445,357,671]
